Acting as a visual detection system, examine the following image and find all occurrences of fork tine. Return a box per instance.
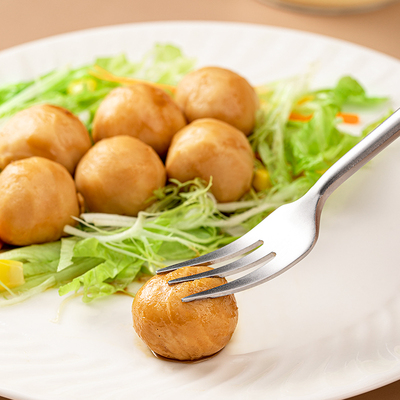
[168,247,275,284]
[181,257,294,302]
[156,237,263,274]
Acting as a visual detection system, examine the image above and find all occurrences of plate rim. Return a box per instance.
[0,20,399,66]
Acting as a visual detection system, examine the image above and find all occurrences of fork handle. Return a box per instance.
[310,108,400,207]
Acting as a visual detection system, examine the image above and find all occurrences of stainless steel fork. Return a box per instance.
[157,109,400,302]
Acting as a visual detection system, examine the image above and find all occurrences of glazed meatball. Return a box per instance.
[175,66,259,135]
[75,135,166,216]
[132,266,238,361]
[0,157,80,246]
[0,104,91,174]
[166,118,254,203]
[92,84,186,157]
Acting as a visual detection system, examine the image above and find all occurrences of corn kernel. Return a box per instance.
[67,78,97,95]
[253,168,271,191]
[0,260,24,291]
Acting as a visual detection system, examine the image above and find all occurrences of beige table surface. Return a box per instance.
[0,0,399,399]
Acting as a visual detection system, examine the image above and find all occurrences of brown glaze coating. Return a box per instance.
[92,84,186,157]
[132,266,238,361]
[165,118,254,203]
[75,135,166,216]
[0,104,91,174]
[175,66,259,135]
[0,157,80,246]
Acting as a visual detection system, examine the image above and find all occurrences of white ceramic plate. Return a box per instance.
[1,21,400,400]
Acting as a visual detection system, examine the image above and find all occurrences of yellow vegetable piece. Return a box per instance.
[67,78,97,95]
[296,94,315,105]
[253,168,271,192]
[0,260,24,291]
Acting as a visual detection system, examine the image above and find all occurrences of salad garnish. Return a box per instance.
[0,44,390,304]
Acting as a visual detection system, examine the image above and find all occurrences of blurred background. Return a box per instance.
[0,0,399,399]
[0,0,399,58]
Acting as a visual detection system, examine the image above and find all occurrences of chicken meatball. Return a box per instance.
[175,66,259,135]
[0,157,80,246]
[92,84,186,157]
[166,118,254,203]
[132,266,238,361]
[75,135,166,216]
[0,104,91,174]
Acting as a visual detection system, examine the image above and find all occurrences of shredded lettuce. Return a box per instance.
[58,238,144,301]
[252,75,388,186]
[0,43,195,131]
[0,44,391,305]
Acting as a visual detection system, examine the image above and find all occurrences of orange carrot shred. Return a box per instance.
[289,112,313,122]
[337,112,360,124]
[89,65,177,94]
